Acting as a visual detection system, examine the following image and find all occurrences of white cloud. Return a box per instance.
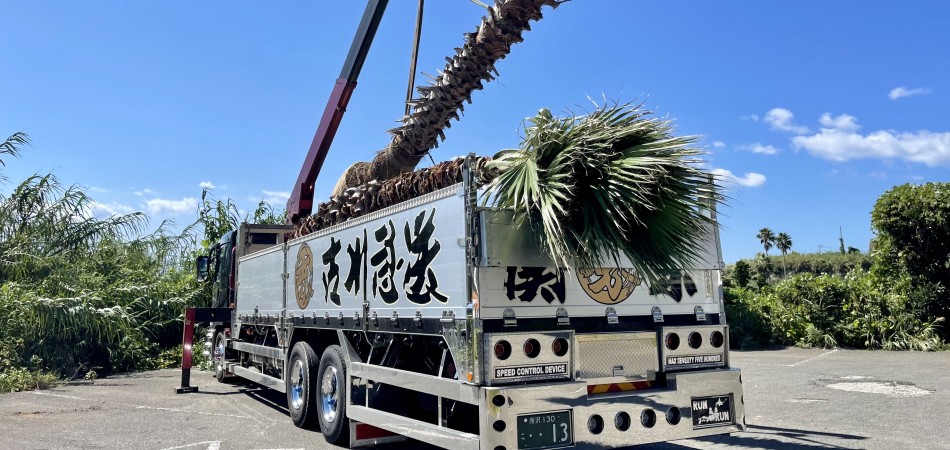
[764,108,809,134]
[260,190,290,206]
[134,188,155,197]
[89,186,109,194]
[88,201,133,218]
[711,168,767,187]
[793,123,950,167]
[740,114,760,122]
[818,113,860,132]
[199,181,215,189]
[146,197,198,215]
[741,143,780,155]
[889,87,932,100]
[712,141,726,148]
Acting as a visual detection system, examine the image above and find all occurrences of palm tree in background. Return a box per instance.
[757,227,775,257]
[776,232,792,278]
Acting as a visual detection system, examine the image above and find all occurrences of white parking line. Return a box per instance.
[789,349,838,367]
[32,391,83,400]
[134,405,252,419]
[157,441,221,450]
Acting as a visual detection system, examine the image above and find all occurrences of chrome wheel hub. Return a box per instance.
[290,360,305,410]
[321,366,339,423]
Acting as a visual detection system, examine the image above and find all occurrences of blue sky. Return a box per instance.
[2,1,947,262]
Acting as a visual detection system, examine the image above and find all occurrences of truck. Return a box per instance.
[183,2,746,449]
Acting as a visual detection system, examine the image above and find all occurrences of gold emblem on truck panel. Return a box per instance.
[577,268,640,305]
[294,243,315,309]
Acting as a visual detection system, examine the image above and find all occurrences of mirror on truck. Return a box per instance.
[196,256,209,281]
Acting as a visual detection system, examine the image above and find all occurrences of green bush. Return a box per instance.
[723,287,777,348]
[871,182,950,339]
[0,367,59,393]
[725,270,945,350]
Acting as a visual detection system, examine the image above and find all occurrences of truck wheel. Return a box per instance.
[287,342,320,429]
[317,345,349,445]
[213,332,228,383]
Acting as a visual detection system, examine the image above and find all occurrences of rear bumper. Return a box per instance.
[480,369,745,449]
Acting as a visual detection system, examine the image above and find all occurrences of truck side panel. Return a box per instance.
[279,185,470,325]
[234,245,286,318]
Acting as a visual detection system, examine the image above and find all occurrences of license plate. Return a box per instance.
[691,395,734,428]
[517,410,573,450]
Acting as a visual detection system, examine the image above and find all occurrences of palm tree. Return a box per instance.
[333,0,564,193]
[757,227,775,256]
[294,1,723,283]
[776,232,792,278]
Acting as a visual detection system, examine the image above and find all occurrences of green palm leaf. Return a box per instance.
[484,101,722,285]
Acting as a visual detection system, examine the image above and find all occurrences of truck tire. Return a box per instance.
[213,332,228,383]
[287,342,320,429]
[317,345,349,445]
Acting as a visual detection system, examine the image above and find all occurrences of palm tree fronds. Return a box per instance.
[0,132,30,168]
[483,101,723,285]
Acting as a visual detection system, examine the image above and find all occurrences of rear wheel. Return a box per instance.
[317,345,349,445]
[287,342,320,429]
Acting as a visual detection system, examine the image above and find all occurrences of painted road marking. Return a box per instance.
[789,349,838,366]
[158,441,221,450]
[32,391,83,400]
[134,405,252,419]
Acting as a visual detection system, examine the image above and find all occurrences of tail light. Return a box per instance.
[710,330,725,348]
[523,338,541,358]
[688,332,702,349]
[665,333,680,350]
[551,337,569,357]
[494,340,512,360]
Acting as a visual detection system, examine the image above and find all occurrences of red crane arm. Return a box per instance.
[286,0,389,223]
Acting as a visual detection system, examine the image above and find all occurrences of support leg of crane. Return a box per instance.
[175,307,199,394]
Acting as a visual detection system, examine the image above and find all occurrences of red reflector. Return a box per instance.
[355,423,396,440]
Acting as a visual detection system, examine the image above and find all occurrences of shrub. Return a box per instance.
[725,270,945,350]
[871,182,950,338]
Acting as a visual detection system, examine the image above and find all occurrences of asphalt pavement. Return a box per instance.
[0,348,947,450]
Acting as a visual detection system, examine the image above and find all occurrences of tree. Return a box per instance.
[776,232,792,279]
[871,182,950,337]
[757,228,775,256]
[732,260,752,288]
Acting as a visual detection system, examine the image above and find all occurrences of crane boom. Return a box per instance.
[286,0,389,224]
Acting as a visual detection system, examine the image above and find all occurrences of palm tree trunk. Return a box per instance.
[333,0,563,194]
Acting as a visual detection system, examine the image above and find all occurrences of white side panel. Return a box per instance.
[286,187,469,320]
[235,245,286,316]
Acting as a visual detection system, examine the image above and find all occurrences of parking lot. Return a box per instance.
[1,348,947,450]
